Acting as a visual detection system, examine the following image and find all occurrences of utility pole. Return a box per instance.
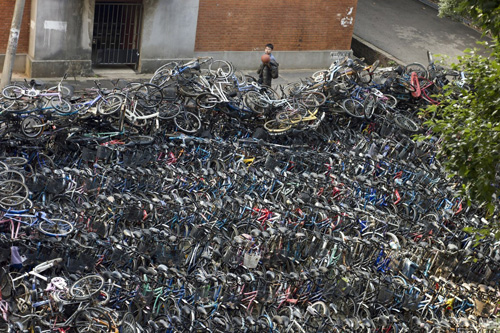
[0,0,27,89]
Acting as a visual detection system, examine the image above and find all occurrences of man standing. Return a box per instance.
[257,43,279,87]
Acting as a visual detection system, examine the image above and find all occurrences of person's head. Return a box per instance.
[265,43,274,55]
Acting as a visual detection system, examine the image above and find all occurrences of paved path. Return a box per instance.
[354,0,490,65]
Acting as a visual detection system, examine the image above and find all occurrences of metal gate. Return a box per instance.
[92,2,143,67]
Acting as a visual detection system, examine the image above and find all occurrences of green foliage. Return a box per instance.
[438,0,466,22]
[437,0,500,38]
[418,41,500,218]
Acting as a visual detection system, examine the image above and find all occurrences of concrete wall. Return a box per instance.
[27,0,93,77]
[194,50,353,71]
[139,0,200,73]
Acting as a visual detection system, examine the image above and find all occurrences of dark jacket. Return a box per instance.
[257,59,278,87]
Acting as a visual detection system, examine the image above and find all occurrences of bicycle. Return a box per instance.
[2,74,74,114]
[1,210,74,237]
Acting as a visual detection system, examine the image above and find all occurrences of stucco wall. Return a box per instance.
[28,0,93,77]
[139,0,200,72]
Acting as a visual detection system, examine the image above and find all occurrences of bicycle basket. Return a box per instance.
[402,293,422,312]
[473,299,494,317]
[81,146,97,162]
[243,251,261,269]
[26,174,48,193]
[46,177,66,194]
[96,145,112,160]
[377,287,395,304]
[124,206,143,222]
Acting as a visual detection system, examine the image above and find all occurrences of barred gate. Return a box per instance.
[92,2,143,67]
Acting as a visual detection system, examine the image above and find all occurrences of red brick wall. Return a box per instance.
[0,0,31,54]
[195,0,357,51]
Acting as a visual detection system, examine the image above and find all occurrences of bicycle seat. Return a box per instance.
[29,79,45,88]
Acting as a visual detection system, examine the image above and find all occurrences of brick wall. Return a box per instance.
[0,0,31,54]
[195,0,357,52]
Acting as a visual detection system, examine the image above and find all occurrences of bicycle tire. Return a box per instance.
[50,97,73,114]
[158,101,182,120]
[97,94,124,116]
[177,77,207,97]
[196,92,220,109]
[208,59,233,78]
[1,99,30,112]
[150,61,178,86]
[0,157,28,167]
[0,180,29,206]
[305,301,329,329]
[37,218,74,236]
[244,91,269,114]
[69,274,105,300]
[363,94,377,119]
[21,116,44,138]
[263,119,292,135]
[2,85,24,100]
[134,83,164,108]
[384,94,398,108]
[276,109,303,125]
[404,63,428,79]
[357,69,372,84]
[0,169,26,183]
[174,111,201,133]
[299,91,326,107]
[342,99,365,118]
[312,70,329,82]
[73,306,113,333]
[46,84,74,99]
[394,114,420,133]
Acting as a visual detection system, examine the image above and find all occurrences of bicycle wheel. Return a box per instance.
[121,312,137,333]
[312,70,329,82]
[1,99,29,112]
[363,94,377,119]
[263,119,292,135]
[357,69,372,84]
[275,109,303,125]
[0,180,29,205]
[150,61,178,86]
[394,114,420,133]
[37,218,74,236]
[196,92,220,109]
[97,94,124,116]
[342,99,365,118]
[384,94,398,108]
[208,59,233,78]
[2,85,23,99]
[174,111,201,133]
[50,97,73,114]
[404,63,428,79]
[304,301,329,331]
[70,275,105,300]
[21,115,44,138]
[73,306,113,333]
[46,84,74,98]
[0,157,28,168]
[134,83,163,108]
[299,91,326,107]
[178,77,208,97]
[243,91,269,114]
[158,101,182,120]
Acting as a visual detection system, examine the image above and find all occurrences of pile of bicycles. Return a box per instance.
[0,55,499,332]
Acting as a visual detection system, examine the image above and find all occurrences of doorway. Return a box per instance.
[92,1,143,69]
